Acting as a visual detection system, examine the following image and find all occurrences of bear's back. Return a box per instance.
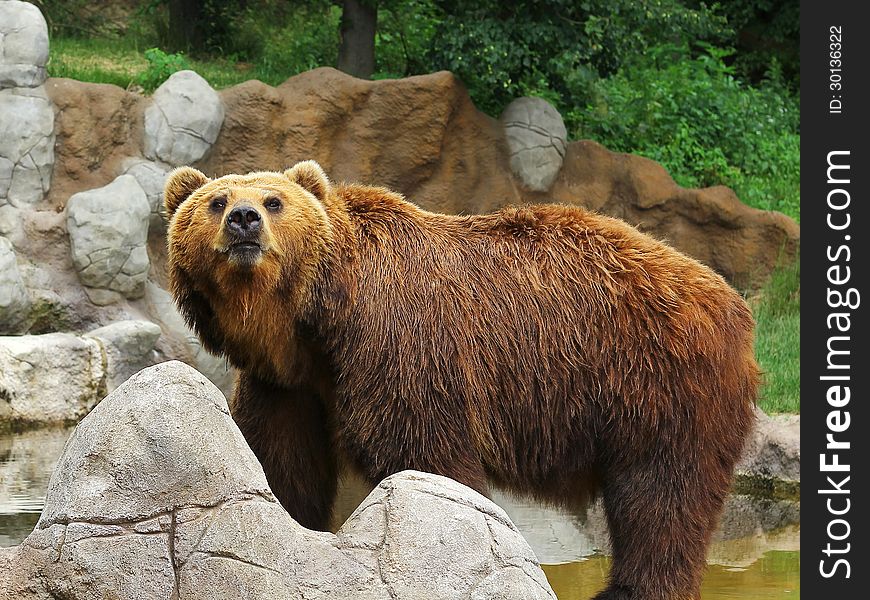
[317,188,757,490]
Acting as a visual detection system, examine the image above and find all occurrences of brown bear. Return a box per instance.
[164,160,758,600]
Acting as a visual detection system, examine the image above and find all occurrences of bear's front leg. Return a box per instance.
[230,371,337,531]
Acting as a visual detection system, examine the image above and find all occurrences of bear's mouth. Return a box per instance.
[230,241,261,251]
[226,240,264,267]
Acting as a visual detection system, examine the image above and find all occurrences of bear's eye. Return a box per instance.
[210,197,227,212]
[264,197,282,212]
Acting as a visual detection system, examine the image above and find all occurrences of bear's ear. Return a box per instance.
[164,167,211,219]
[284,160,329,202]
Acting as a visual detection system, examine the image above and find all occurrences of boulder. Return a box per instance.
[0,85,54,206]
[0,321,162,423]
[1,361,555,600]
[736,407,800,483]
[83,320,162,391]
[0,0,49,89]
[0,332,104,423]
[0,235,32,333]
[121,158,172,228]
[67,174,151,301]
[500,97,568,192]
[143,70,225,166]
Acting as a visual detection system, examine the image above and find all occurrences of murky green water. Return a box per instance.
[544,548,800,600]
[1,426,799,598]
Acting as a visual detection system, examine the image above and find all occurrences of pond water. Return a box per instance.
[1,426,799,598]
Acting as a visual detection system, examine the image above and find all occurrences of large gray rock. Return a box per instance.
[736,407,800,483]
[0,0,49,89]
[1,361,555,600]
[500,97,567,192]
[84,320,162,391]
[121,158,171,229]
[0,86,54,206]
[143,70,225,166]
[67,174,151,301]
[0,235,31,333]
[0,322,162,423]
[0,332,105,423]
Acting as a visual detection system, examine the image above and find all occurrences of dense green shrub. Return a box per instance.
[425,0,729,115]
[571,44,800,220]
[374,0,440,79]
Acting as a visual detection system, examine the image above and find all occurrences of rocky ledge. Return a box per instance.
[0,361,555,600]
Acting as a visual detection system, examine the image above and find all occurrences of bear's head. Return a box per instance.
[164,161,334,298]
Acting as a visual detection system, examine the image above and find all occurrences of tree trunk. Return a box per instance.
[167,0,205,54]
[337,0,377,79]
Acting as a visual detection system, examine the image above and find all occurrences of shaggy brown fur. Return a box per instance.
[165,160,758,600]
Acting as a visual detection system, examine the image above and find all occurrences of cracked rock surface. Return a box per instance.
[83,320,162,392]
[500,97,567,192]
[0,332,104,423]
[121,158,172,230]
[0,320,160,423]
[0,235,31,333]
[0,0,49,89]
[0,361,556,599]
[143,70,225,166]
[67,174,151,300]
[0,85,54,206]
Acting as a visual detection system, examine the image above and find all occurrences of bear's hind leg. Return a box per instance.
[231,372,338,531]
[593,451,732,600]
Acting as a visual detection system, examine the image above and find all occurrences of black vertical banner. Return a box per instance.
[802,2,870,598]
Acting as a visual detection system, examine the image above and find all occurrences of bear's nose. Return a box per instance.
[226,206,262,235]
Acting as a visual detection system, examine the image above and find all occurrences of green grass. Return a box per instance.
[751,257,800,414]
[48,37,148,88]
[47,36,294,90]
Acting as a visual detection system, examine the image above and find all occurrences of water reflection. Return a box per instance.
[0,425,72,546]
[0,426,799,599]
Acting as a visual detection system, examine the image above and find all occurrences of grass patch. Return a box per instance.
[48,37,148,88]
[47,36,287,90]
[751,257,800,414]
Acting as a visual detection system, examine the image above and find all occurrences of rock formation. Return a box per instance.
[0,321,160,423]
[0,361,556,600]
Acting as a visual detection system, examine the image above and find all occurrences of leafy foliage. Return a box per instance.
[374,0,440,78]
[572,43,800,220]
[425,0,729,114]
[706,0,800,88]
[136,47,191,92]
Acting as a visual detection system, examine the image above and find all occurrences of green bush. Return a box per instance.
[570,44,800,220]
[136,47,191,92]
[425,0,729,115]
